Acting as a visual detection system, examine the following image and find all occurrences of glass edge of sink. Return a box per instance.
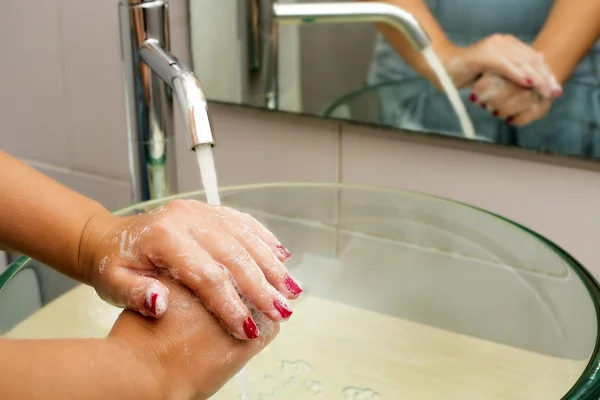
[2,181,600,399]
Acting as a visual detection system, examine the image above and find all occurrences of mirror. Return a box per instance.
[189,0,600,160]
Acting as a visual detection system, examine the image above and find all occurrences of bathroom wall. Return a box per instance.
[1,0,600,279]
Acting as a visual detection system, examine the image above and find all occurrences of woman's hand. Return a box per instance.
[437,34,563,99]
[471,72,553,126]
[109,277,280,400]
[79,199,302,340]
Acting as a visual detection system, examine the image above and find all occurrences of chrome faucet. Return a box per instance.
[119,0,215,203]
[244,1,431,109]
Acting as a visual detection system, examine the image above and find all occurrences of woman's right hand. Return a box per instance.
[109,277,280,400]
[437,34,562,99]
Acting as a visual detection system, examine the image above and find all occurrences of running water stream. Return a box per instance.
[423,46,476,139]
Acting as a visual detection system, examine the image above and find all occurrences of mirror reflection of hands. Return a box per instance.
[109,276,280,400]
[81,199,302,340]
[471,72,553,126]
[440,34,562,99]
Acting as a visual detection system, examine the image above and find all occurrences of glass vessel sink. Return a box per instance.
[320,78,492,141]
[320,79,600,151]
[2,183,600,399]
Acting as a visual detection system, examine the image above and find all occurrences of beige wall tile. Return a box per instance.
[0,1,70,167]
[57,0,129,180]
[175,104,340,193]
[26,162,131,212]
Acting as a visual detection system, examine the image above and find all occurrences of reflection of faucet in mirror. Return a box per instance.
[244,1,476,139]
[245,1,430,110]
[119,0,215,203]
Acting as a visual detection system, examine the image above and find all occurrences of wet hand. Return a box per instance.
[109,276,280,400]
[471,72,553,126]
[79,199,302,340]
[438,34,562,98]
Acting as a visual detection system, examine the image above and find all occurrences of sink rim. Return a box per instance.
[2,181,600,399]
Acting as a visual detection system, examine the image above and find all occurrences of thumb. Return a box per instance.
[106,269,171,318]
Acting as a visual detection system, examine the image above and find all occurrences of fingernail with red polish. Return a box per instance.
[144,293,158,316]
[506,116,515,124]
[243,317,260,339]
[492,110,499,117]
[284,275,303,296]
[276,245,292,260]
[525,77,534,86]
[469,93,477,103]
[274,298,293,319]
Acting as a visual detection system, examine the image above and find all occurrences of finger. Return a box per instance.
[219,206,293,263]
[159,277,280,380]
[153,238,260,340]
[193,228,295,323]
[472,37,531,88]
[510,100,552,126]
[218,214,302,299]
[472,74,513,112]
[499,36,547,90]
[502,36,561,98]
[494,89,539,119]
[531,53,563,98]
[103,267,170,318]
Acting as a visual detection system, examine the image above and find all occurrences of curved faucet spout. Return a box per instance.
[244,1,431,109]
[140,40,215,150]
[272,2,431,51]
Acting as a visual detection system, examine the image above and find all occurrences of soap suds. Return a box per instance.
[155,295,167,315]
[98,256,109,275]
[251,308,275,338]
[119,230,140,261]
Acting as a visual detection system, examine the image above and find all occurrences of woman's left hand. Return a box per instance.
[470,72,554,126]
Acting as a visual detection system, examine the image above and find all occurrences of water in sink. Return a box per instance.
[423,46,476,140]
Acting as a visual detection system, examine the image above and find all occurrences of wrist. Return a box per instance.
[532,44,571,85]
[413,42,450,81]
[422,43,475,88]
[77,208,121,285]
[107,336,169,400]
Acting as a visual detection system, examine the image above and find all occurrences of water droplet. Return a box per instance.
[284,375,299,388]
[342,386,380,400]
[281,359,313,373]
[305,380,323,392]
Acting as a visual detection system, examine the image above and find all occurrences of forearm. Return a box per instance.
[0,150,115,283]
[532,0,600,84]
[363,0,453,81]
[0,338,163,400]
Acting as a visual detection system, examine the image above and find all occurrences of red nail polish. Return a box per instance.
[273,299,293,319]
[469,93,477,103]
[276,245,292,260]
[144,293,158,315]
[243,317,260,339]
[492,110,499,117]
[284,275,303,296]
[525,77,534,86]
[506,116,515,124]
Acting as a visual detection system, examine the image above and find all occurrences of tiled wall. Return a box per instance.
[2,1,600,278]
